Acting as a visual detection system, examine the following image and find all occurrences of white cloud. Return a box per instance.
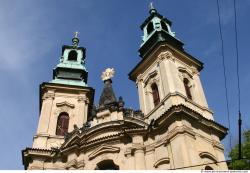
[0,1,54,72]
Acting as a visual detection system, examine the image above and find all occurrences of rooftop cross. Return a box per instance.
[149,2,157,14]
[74,31,79,38]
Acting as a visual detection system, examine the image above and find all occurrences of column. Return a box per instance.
[136,75,146,114]
[77,94,88,127]
[134,147,146,169]
[132,135,146,170]
[37,90,55,134]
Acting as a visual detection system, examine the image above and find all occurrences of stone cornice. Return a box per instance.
[59,119,147,155]
[88,145,120,160]
[144,91,213,119]
[65,159,85,169]
[155,104,228,140]
[22,148,57,170]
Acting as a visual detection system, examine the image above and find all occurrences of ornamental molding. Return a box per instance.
[154,157,170,168]
[56,101,75,109]
[144,70,158,86]
[157,51,175,63]
[178,67,193,79]
[199,151,218,162]
[77,95,89,103]
[88,144,120,160]
[190,66,199,75]
[166,125,196,141]
[136,74,144,85]
[212,140,224,151]
[42,92,55,100]
[65,159,85,169]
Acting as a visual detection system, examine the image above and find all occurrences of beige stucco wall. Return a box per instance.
[33,85,91,149]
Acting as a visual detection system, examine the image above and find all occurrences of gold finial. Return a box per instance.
[101,68,115,81]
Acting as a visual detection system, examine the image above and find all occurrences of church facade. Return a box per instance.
[22,6,228,170]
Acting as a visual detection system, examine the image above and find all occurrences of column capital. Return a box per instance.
[136,74,144,86]
[77,95,89,104]
[157,50,175,63]
[42,92,55,100]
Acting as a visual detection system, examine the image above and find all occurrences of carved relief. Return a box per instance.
[190,66,199,75]
[157,51,175,63]
[56,101,75,108]
[136,74,144,86]
[54,101,75,117]
[42,91,55,100]
[47,139,64,149]
[78,95,89,103]
[66,159,85,169]
[88,145,120,160]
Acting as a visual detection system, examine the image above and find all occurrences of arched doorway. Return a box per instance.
[95,160,119,170]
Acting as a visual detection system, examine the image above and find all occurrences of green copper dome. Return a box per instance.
[51,32,88,86]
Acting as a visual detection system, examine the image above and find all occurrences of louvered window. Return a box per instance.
[68,50,77,61]
[56,113,69,136]
[151,83,160,106]
[184,78,192,100]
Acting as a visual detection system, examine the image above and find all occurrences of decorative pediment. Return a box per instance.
[144,70,158,86]
[199,151,218,162]
[178,67,193,79]
[88,145,120,160]
[154,157,170,168]
[56,101,75,108]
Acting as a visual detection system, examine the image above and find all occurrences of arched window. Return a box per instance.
[95,160,119,170]
[56,112,69,136]
[68,50,77,61]
[161,21,168,32]
[147,22,154,35]
[205,166,213,170]
[151,83,160,106]
[183,78,192,100]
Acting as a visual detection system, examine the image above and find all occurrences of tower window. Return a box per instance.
[56,112,69,136]
[161,21,168,32]
[68,50,77,61]
[95,160,119,170]
[147,22,154,35]
[151,83,160,106]
[183,78,192,100]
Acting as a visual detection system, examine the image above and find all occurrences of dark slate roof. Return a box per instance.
[99,79,117,106]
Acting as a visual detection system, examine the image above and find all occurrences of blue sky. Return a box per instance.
[0,0,249,169]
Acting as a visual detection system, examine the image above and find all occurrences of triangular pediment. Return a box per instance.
[56,101,75,108]
[88,145,120,160]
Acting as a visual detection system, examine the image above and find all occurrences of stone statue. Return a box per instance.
[101,68,115,81]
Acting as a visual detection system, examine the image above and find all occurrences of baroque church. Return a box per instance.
[22,5,228,170]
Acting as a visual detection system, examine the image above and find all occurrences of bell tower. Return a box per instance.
[129,4,213,122]
[32,33,94,150]
[128,4,228,169]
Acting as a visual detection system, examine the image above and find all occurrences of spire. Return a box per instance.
[72,31,79,47]
[138,3,182,58]
[51,33,88,87]
[149,2,157,14]
[99,68,117,106]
